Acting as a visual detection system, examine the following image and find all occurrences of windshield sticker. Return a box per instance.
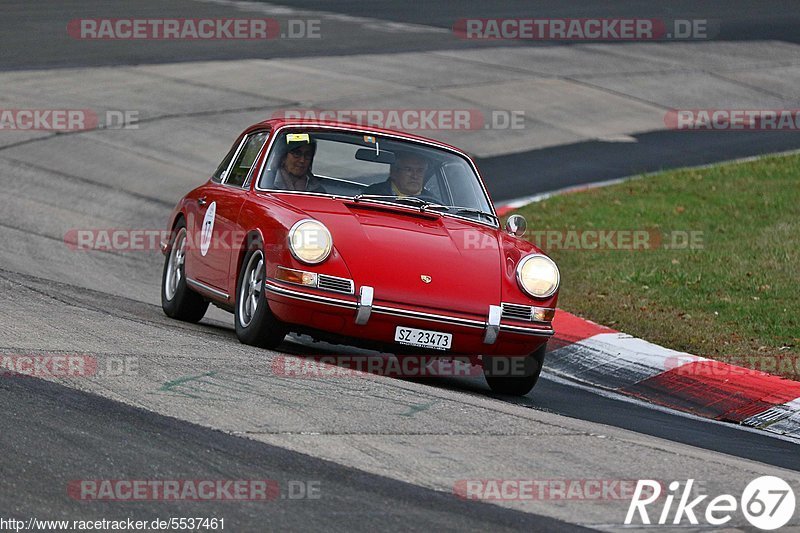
[286,133,310,143]
[363,135,376,144]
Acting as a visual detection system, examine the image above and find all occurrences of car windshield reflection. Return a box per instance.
[258,129,496,224]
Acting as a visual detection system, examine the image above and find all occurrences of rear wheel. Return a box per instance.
[483,343,546,396]
[235,247,286,349]
[161,220,209,322]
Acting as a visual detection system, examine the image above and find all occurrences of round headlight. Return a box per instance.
[288,219,332,264]
[516,254,560,299]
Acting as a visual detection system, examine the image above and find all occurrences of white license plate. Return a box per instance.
[394,326,452,351]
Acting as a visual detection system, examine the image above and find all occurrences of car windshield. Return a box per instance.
[257,129,495,224]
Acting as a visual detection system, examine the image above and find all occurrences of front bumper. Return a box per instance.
[264,279,553,355]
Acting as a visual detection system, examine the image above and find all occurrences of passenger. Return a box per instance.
[364,151,430,197]
[274,137,326,193]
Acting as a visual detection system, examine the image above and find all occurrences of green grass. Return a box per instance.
[514,153,800,377]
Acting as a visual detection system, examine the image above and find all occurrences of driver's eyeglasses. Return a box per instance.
[397,166,427,176]
[288,149,314,160]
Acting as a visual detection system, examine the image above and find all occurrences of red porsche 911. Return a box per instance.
[161,119,559,395]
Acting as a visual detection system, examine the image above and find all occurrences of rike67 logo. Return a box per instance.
[626,477,796,530]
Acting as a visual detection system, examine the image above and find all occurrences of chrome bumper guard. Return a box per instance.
[355,286,374,325]
[483,305,502,345]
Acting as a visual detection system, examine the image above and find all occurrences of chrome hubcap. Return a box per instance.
[165,228,186,301]
[239,250,264,328]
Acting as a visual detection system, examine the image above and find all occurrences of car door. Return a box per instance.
[191,131,269,296]
[183,136,241,286]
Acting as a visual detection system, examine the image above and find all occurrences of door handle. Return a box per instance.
[198,196,207,206]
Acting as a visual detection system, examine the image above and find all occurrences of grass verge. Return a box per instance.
[514,153,800,378]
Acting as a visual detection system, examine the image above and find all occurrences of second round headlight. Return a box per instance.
[288,219,332,264]
[516,254,560,298]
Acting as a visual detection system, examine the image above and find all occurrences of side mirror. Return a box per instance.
[505,214,527,237]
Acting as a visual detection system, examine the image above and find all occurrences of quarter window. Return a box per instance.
[211,141,239,183]
[226,131,269,188]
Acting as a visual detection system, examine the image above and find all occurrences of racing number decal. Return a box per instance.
[199,201,216,257]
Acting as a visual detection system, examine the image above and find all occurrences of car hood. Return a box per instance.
[286,196,502,316]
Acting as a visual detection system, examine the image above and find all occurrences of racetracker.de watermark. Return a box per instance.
[67,479,320,501]
[67,18,321,39]
[271,109,525,131]
[453,18,716,41]
[665,355,800,377]
[454,479,650,501]
[64,228,318,253]
[65,229,172,252]
[272,355,482,379]
[0,354,138,378]
[666,109,800,131]
[64,228,268,253]
[64,228,706,253]
[0,109,139,131]
[462,229,704,251]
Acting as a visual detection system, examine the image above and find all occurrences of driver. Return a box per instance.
[364,151,430,197]
[274,137,326,193]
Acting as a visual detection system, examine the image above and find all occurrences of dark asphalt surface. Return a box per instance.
[479,129,800,201]
[1,315,797,532]
[2,314,798,532]
[503,377,800,472]
[0,375,589,532]
[262,0,800,43]
[287,330,800,472]
[4,0,799,71]
[0,0,484,71]
[2,1,799,530]
[4,1,800,202]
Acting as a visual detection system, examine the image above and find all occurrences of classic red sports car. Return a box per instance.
[161,119,559,395]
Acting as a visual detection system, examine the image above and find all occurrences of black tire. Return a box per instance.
[483,343,546,396]
[235,246,286,349]
[161,219,209,323]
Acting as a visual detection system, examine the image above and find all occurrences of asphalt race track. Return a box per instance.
[5,1,800,202]
[1,1,799,531]
[1,375,589,532]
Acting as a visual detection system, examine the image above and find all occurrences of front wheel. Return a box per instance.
[235,247,286,349]
[161,220,209,323]
[483,343,546,396]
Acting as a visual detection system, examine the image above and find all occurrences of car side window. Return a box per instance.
[225,131,269,188]
[211,141,240,183]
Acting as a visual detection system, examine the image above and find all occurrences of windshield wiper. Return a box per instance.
[353,194,442,211]
[426,205,498,223]
[353,194,420,205]
[352,195,496,221]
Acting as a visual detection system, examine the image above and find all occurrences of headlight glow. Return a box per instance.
[516,254,560,299]
[288,219,332,264]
